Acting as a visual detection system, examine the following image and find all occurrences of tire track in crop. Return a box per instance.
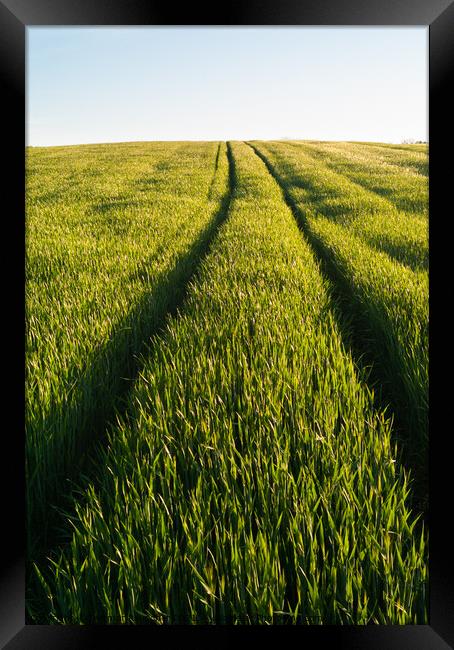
[28,144,235,620]
[246,141,427,520]
[207,142,222,200]
[40,145,234,525]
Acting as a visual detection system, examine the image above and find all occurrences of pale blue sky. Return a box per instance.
[27,27,428,146]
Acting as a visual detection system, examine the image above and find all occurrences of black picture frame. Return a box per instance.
[1,1,453,647]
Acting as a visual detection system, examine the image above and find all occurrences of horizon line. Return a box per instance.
[26,137,429,149]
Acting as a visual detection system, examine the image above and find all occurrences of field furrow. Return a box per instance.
[32,141,427,625]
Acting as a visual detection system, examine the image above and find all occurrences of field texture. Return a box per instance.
[26,140,428,624]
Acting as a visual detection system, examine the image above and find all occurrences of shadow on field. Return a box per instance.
[362,231,428,273]
[133,157,176,193]
[27,143,235,623]
[247,142,428,522]
[92,199,146,214]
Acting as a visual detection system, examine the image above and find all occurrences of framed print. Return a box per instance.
[1,0,453,647]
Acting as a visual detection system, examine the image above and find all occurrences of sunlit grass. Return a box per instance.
[31,141,427,625]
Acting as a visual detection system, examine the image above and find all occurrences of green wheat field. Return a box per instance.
[26,139,428,624]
